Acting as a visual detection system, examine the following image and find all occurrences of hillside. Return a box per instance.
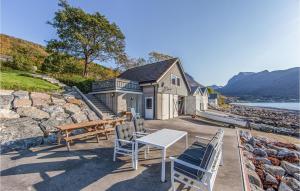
[0,34,117,78]
[218,67,300,100]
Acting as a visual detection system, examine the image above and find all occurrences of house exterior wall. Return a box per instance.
[185,95,196,115]
[95,93,118,113]
[201,94,208,111]
[209,98,218,107]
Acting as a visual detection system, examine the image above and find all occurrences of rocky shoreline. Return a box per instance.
[212,105,300,137]
[240,130,300,191]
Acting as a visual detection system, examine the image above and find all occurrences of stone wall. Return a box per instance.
[240,130,300,191]
[0,88,99,153]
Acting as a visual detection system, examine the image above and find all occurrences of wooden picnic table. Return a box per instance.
[56,118,124,151]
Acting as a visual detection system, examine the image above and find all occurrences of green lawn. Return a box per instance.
[0,69,61,92]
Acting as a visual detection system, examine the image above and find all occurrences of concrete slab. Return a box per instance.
[0,117,243,191]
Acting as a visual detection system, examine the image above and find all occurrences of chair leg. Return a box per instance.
[113,141,117,161]
[147,145,150,154]
[132,152,135,169]
[171,161,175,191]
[144,148,147,159]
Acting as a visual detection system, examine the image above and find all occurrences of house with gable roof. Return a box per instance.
[90,58,191,119]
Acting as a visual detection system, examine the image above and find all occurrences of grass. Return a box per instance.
[0,69,61,92]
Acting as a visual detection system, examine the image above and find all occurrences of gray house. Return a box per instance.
[90,58,191,119]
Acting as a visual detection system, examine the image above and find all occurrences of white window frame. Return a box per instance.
[171,74,180,87]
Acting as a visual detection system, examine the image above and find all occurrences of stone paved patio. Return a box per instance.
[0,117,243,191]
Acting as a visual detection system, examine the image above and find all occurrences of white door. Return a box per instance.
[145,97,154,119]
[162,94,169,119]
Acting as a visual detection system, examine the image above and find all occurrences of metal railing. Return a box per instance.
[92,78,141,92]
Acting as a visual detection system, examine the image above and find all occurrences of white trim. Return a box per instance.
[156,59,178,82]
[88,90,143,95]
[139,82,158,86]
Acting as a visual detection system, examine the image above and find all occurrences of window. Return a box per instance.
[146,98,152,109]
[177,78,180,86]
[171,74,180,86]
[171,74,177,85]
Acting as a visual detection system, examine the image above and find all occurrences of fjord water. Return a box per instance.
[232,102,300,111]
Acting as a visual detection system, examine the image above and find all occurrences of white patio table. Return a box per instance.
[134,128,188,182]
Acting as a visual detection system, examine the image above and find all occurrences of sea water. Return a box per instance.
[231,102,300,111]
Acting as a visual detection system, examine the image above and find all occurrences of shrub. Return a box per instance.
[52,74,95,93]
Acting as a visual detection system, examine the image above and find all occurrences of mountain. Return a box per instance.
[218,68,300,100]
[185,73,205,88]
[209,85,223,90]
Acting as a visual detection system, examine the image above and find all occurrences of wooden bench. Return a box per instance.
[170,129,224,191]
[56,118,124,151]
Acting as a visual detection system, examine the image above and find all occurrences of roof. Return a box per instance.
[185,73,206,94]
[118,58,178,83]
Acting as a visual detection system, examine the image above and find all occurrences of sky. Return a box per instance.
[1,0,299,86]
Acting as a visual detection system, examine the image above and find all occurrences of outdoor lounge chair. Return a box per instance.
[133,118,157,137]
[113,123,147,168]
[170,129,224,191]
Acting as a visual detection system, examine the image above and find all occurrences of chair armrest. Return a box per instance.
[134,132,148,135]
[195,136,211,141]
[116,139,133,144]
[146,128,157,131]
[169,157,212,175]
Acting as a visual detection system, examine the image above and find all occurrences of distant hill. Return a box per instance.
[218,68,300,100]
[185,73,205,88]
[0,34,117,79]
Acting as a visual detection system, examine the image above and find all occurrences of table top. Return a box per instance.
[56,118,124,131]
[136,129,187,148]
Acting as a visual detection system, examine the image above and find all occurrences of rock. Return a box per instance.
[17,107,50,120]
[41,105,65,117]
[268,157,281,166]
[0,117,44,153]
[13,90,29,99]
[0,109,20,119]
[66,98,85,107]
[51,97,66,105]
[256,157,272,165]
[244,150,255,160]
[30,92,50,100]
[281,161,300,176]
[247,168,263,188]
[266,149,278,156]
[39,116,73,135]
[278,182,293,191]
[264,164,286,177]
[71,112,88,123]
[248,137,259,147]
[0,90,14,95]
[266,188,275,191]
[13,98,32,108]
[254,148,268,158]
[282,176,300,191]
[63,103,81,115]
[294,173,300,181]
[295,144,300,151]
[244,143,254,152]
[31,92,51,106]
[265,173,278,185]
[278,149,299,163]
[240,130,252,141]
[250,183,264,191]
[0,95,14,109]
[244,158,256,171]
[82,108,99,121]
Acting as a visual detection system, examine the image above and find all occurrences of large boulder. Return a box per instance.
[41,105,65,117]
[253,148,268,158]
[71,112,88,123]
[63,103,81,115]
[16,107,50,120]
[281,161,300,176]
[82,108,99,121]
[0,117,44,153]
[13,98,32,108]
[264,164,286,177]
[278,182,293,191]
[13,90,29,99]
[0,95,14,109]
[265,173,278,185]
[282,177,300,191]
[39,116,73,135]
[0,109,20,119]
[247,169,263,188]
[30,92,51,107]
[51,96,66,106]
[255,157,272,165]
[0,90,14,95]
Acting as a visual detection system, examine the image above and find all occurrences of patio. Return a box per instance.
[0,117,243,191]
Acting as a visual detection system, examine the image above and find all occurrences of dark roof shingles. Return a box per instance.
[118,58,177,83]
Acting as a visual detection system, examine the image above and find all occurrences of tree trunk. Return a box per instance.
[83,55,89,77]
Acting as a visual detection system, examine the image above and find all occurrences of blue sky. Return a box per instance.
[1,0,299,85]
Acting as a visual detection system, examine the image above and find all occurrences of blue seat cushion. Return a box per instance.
[133,118,146,133]
[116,124,134,146]
[174,154,202,180]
